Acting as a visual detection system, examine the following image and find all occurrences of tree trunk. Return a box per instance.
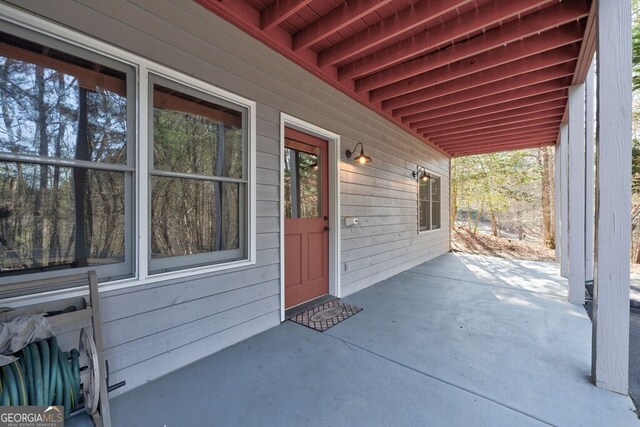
[490,211,498,236]
[32,65,49,267]
[540,147,555,248]
[73,87,89,267]
[450,172,457,231]
[473,198,484,235]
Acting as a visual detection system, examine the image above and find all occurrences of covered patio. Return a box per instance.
[103,253,637,426]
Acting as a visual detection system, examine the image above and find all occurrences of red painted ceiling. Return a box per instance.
[194,0,595,157]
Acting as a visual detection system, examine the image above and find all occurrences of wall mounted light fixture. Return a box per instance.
[412,166,431,182]
[345,142,372,164]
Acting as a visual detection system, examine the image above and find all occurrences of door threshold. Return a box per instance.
[284,294,335,320]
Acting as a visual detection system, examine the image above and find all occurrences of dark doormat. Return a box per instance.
[289,298,363,332]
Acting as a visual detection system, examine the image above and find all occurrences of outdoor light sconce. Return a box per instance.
[345,142,372,164]
[412,166,431,182]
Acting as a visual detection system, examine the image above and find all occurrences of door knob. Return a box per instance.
[324,226,330,231]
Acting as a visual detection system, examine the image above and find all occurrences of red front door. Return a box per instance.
[284,127,329,309]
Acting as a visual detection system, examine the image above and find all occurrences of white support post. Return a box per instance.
[585,60,596,284]
[555,142,562,262]
[559,123,569,278]
[568,84,586,304]
[592,0,631,394]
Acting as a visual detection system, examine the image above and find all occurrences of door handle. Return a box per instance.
[324,226,330,231]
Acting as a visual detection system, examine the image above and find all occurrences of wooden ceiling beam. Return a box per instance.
[292,0,394,51]
[448,140,555,156]
[261,0,313,30]
[369,23,584,102]
[446,136,556,152]
[340,0,552,81]
[382,44,579,111]
[409,91,567,129]
[317,0,471,67]
[435,125,560,145]
[419,107,566,136]
[426,115,563,140]
[394,62,575,118]
[356,0,590,92]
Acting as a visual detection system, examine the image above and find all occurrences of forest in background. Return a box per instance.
[452,1,640,264]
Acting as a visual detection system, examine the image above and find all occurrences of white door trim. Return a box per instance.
[279,113,341,321]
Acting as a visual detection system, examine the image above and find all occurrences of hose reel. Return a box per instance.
[0,270,116,426]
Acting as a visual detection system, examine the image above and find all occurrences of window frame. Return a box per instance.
[147,74,249,274]
[417,171,442,234]
[0,6,257,293]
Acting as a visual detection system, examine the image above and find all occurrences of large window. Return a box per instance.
[418,175,441,232]
[0,30,134,281]
[149,77,248,274]
[0,21,255,285]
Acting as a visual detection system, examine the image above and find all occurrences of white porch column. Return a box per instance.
[592,0,631,394]
[585,60,596,284]
[568,84,586,304]
[559,123,569,278]
[554,142,562,262]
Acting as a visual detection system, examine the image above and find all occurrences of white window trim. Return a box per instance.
[0,4,257,301]
[417,170,443,235]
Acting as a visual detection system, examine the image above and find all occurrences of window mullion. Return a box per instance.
[137,66,150,281]
[150,169,247,184]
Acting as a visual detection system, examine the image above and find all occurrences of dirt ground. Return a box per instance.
[451,226,556,262]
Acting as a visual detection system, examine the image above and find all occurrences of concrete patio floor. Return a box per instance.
[104,253,638,426]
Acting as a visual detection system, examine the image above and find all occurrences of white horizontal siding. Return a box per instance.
[6,0,451,394]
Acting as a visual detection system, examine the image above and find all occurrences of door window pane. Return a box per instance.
[284,145,320,219]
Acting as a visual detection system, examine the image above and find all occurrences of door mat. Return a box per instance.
[289,299,362,332]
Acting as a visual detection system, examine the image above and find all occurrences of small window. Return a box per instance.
[418,175,441,232]
[148,76,248,274]
[0,30,134,281]
[284,144,321,219]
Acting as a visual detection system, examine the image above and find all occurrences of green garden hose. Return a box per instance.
[10,361,27,405]
[0,338,81,418]
[1,362,18,406]
[48,336,58,406]
[29,343,44,406]
[38,340,50,405]
[22,344,35,404]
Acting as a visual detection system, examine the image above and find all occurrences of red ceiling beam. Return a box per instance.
[394,62,575,118]
[441,137,559,156]
[450,142,555,157]
[446,132,557,152]
[317,0,471,67]
[444,135,557,151]
[261,0,313,30]
[356,0,590,93]
[409,90,567,129]
[434,125,561,146]
[418,101,566,134]
[426,116,563,140]
[292,0,394,50]
[572,0,597,84]
[402,77,571,124]
[369,23,584,103]
[340,0,551,82]
[194,0,451,156]
[419,107,565,136]
[382,45,578,111]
